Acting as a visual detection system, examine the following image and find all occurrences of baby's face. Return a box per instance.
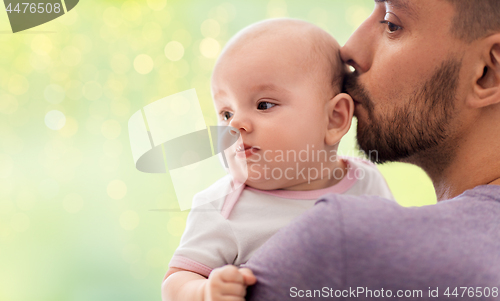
[211,39,340,190]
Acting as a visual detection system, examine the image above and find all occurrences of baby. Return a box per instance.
[162,18,394,301]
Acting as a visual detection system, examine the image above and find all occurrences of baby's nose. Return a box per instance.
[228,115,252,133]
[228,127,240,136]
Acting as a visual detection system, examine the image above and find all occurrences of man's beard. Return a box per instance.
[343,58,461,165]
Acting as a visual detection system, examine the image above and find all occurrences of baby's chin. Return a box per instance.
[227,160,306,190]
[244,180,283,191]
[243,175,293,191]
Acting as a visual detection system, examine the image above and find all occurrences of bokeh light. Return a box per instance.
[121,1,142,23]
[72,34,93,54]
[120,210,140,231]
[110,53,131,74]
[110,97,131,116]
[346,5,372,28]
[58,117,79,137]
[201,19,220,38]
[83,81,103,101]
[44,110,67,130]
[103,6,122,28]
[0,94,18,114]
[60,46,82,67]
[267,0,288,18]
[31,34,53,55]
[199,37,220,59]
[101,119,122,139]
[142,22,163,42]
[107,179,127,200]
[147,0,167,11]
[29,52,51,71]
[133,54,154,74]
[65,80,83,100]
[167,216,186,237]
[164,41,184,61]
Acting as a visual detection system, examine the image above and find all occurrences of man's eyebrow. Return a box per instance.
[374,0,418,19]
[374,0,409,9]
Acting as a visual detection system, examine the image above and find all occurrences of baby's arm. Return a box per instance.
[162,265,256,301]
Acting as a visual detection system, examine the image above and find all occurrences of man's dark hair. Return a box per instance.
[446,0,500,42]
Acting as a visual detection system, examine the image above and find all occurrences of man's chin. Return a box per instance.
[356,136,417,165]
[356,129,401,164]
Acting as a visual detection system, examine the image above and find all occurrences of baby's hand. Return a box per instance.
[203,265,256,301]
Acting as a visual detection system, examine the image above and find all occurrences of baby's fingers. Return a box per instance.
[218,282,247,297]
[219,265,245,284]
[206,266,253,301]
[238,268,256,286]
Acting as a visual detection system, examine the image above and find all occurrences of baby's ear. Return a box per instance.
[324,93,354,146]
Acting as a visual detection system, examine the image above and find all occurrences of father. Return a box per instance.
[245,0,500,299]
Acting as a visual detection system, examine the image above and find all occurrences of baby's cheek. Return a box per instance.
[226,156,248,183]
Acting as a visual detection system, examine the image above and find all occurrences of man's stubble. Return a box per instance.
[343,58,462,172]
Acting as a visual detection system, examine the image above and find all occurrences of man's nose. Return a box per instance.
[340,17,376,74]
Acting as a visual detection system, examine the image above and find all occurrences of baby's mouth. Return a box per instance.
[236,143,255,152]
[235,143,260,158]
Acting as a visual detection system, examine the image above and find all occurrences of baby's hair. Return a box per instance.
[217,18,345,96]
[306,25,347,95]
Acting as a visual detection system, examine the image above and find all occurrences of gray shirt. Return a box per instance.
[245,185,500,300]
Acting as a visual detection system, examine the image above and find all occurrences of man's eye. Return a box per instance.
[221,111,233,121]
[380,20,402,33]
[257,101,276,110]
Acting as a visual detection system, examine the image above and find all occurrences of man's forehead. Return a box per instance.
[375,0,410,9]
[375,0,418,18]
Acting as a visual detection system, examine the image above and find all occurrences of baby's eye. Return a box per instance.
[257,101,276,110]
[221,111,233,121]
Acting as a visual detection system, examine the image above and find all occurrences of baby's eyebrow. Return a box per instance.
[213,87,227,100]
[213,84,290,105]
[252,84,290,95]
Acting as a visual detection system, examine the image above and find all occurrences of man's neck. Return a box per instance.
[488,178,500,186]
[425,136,500,202]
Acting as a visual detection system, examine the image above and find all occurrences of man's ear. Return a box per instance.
[472,34,500,108]
[325,93,354,146]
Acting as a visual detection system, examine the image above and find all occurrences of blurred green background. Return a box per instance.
[0,0,436,300]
